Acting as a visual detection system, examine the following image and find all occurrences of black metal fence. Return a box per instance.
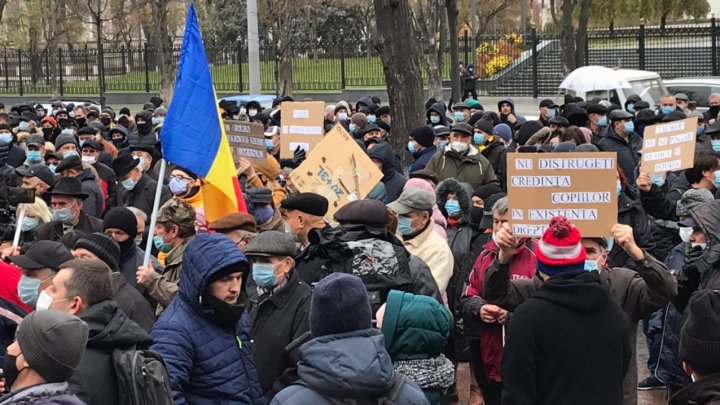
[0,19,718,97]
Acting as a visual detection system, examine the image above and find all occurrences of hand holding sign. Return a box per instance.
[611,223,645,261]
[496,222,518,264]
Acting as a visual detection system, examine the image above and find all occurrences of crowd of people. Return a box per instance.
[0,91,717,405]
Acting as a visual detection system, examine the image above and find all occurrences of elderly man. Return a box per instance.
[16,164,55,201]
[35,177,103,241]
[279,193,329,251]
[208,212,257,251]
[22,134,46,166]
[112,149,170,220]
[55,155,103,218]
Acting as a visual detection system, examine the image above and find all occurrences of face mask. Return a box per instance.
[661,106,675,115]
[679,226,693,243]
[35,290,61,311]
[134,237,143,246]
[651,174,665,187]
[249,109,258,117]
[60,128,74,136]
[597,116,608,127]
[469,206,484,224]
[21,216,39,231]
[407,141,416,154]
[26,150,41,163]
[17,275,41,306]
[52,207,74,224]
[444,199,462,217]
[0,133,12,143]
[152,117,165,125]
[438,140,448,150]
[473,133,485,145]
[368,115,377,123]
[584,259,600,272]
[169,177,189,195]
[63,150,78,159]
[78,140,85,148]
[121,177,137,191]
[616,180,622,197]
[153,235,172,253]
[100,117,112,126]
[451,141,468,153]
[546,109,556,118]
[18,121,30,131]
[239,107,247,115]
[81,155,96,164]
[48,164,57,173]
[254,206,274,225]
[337,112,348,121]
[397,215,416,235]
[349,123,356,134]
[712,140,720,152]
[624,121,635,133]
[713,170,720,188]
[691,242,707,250]
[453,111,465,122]
[626,104,635,113]
[430,115,440,124]
[3,353,22,389]
[42,127,53,138]
[606,237,614,252]
[264,139,275,152]
[252,262,279,288]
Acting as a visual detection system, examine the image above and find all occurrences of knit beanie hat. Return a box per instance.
[16,310,89,383]
[54,132,77,149]
[676,188,714,217]
[309,273,372,337]
[473,115,494,135]
[75,233,121,271]
[535,216,586,276]
[409,126,435,148]
[102,207,138,239]
[493,123,513,143]
[679,289,720,374]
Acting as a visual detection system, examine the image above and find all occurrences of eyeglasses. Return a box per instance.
[169,175,193,182]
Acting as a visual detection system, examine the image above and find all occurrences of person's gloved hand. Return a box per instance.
[695,242,720,274]
[293,146,306,165]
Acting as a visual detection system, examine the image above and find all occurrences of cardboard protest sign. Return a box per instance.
[506,152,618,237]
[280,101,325,159]
[640,117,698,174]
[223,120,267,164]
[289,124,383,222]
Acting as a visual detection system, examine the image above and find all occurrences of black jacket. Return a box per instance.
[409,145,437,174]
[368,142,406,203]
[77,168,103,218]
[609,193,656,269]
[596,127,642,184]
[501,271,631,405]
[35,211,103,242]
[111,272,156,332]
[248,270,311,398]
[68,300,153,405]
[669,372,720,405]
[116,173,171,221]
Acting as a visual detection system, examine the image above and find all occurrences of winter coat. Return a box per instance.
[463,239,536,382]
[368,142,406,203]
[670,372,720,405]
[381,290,453,405]
[34,211,103,242]
[93,161,117,212]
[77,168,103,218]
[483,251,677,405]
[399,220,454,294]
[0,382,85,405]
[408,255,443,302]
[426,102,449,126]
[111,272,156,332]
[403,178,447,240]
[409,146,437,174]
[150,236,265,405]
[118,243,162,291]
[425,144,499,190]
[501,271,631,405]
[610,193,656,269]
[497,98,527,128]
[596,127,642,185]
[0,263,29,363]
[270,329,429,405]
[480,138,506,176]
[68,300,153,405]
[141,237,191,310]
[639,172,690,222]
[116,173,171,222]
[248,269,312,398]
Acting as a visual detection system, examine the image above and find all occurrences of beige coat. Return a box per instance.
[400,222,454,294]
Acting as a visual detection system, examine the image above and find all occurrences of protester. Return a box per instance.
[497,98,526,128]
[279,193,329,251]
[369,141,406,202]
[13,198,52,246]
[113,149,171,220]
[16,164,55,201]
[403,178,447,239]
[247,187,287,232]
[35,177,103,241]
[81,139,116,212]
[407,126,438,173]
[597,109,642,184]
[207,212,257,250]
[55,155,103,218]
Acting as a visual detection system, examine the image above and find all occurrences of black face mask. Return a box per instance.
[58,118,71,128]
[118,237,135,261]
[42,127,53,140]
[136,121,152,133]
[551,129,562,137]
[75,117,86,127]
[3,353,24,389]
[100,117,112,126]
[470,206,485,226]
[202,293,245,328]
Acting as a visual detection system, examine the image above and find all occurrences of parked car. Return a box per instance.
[218,95,275,111]
[41,98,102,114]
[561,67,667,109]
[665,77,720,112]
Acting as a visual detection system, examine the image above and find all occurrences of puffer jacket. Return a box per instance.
[270,329,429,405]
[368,142,406,203]
[426,102,449,126]
[0,382,84,405]
[150,234,265,405]
[424,144,499,190]
[129,110,157,148]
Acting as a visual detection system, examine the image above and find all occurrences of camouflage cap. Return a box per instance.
[156,198,196,227]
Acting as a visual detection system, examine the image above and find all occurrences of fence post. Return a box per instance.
[464,32,469,66]
[532,28,538,99]
[144,43,150,93]
[58,48,64,96]
[84,44,89,81]
[45,51,50,85]
[3,50,8,91]
[340,35,346,90]
[17,49,23,96]
[237,41,244,92]
[638,24,645,70]
[713,17,718,76]
[584,33,589,66]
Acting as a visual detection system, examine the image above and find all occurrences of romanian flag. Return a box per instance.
[160,3,247,221]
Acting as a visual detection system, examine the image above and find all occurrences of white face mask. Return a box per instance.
[81,155,96,164]
[35,290,53,311]
[239,107,247,115]
[691,243,707,250]
[679,227,693,243]
[451,141,469,153]
[249,109,258,117]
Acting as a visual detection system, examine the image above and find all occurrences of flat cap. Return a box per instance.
[675,92,689,101]
[244,230,296,257]
[26,134,45,147]
[548,116,570,127]
[280,192,329,217]
[539,99,558,108]
[586,104,607,115]
[634,101,650,110]
[408,169,439,185]
[609,109,634,121]
[334,199,388,228]
[433,125,450,137]
[450,122,473,137]
[677,188,714,217]
[81,139,103,151]
[15,164,56,187]
[55,155,83,173]
[208,213,257,233]
[387,188,434,215]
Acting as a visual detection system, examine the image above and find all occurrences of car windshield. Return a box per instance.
[628,78,666,107]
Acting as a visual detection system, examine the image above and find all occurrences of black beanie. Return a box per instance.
[309,273,372,337]
[102,207,138,238]
[473,115,495,135]
[409,126,435,148]
[75,233,121,271]
[680,289,720,374]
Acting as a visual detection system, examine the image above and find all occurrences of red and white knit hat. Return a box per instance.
[535,216,586,275]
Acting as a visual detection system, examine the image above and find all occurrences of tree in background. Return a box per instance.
[411,0,447,102]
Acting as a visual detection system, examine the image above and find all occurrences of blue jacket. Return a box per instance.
[271,329,429,405]
[409,146,437,174]
[150,234,265,405]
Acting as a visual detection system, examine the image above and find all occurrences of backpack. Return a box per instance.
[112,347,173,405]
[294,373,406,405]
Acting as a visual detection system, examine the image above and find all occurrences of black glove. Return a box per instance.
[293,146,306,165]
[695,243,720,274]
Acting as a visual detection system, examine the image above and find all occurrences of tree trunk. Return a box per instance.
[150,0,174,103]
[574,0,591,69]
[96,16,106,107]
[446,0,461,104]
[0,0,7,25]
[560,0,576,73]
[276,50,293,97]
[373,0,425,165]
[660,13,667,31]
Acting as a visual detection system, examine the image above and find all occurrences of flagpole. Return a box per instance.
[143,158,168,267]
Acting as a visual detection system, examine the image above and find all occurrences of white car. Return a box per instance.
[664,77,720,112]
[560,66,668,108]
[41,98,102,114]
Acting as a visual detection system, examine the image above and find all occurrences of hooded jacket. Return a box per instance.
[426,102,449,126]
[129,111,157,148]
[150,234,265,405]
[501,271,631,405]
[270,329,428,405]
[497,98,526,128]
[424,144,499,190]
[68,300,153,405]
[109,126,130,150]
[368,142,406,203]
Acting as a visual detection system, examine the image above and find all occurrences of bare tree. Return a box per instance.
[550,0,592,72]
[147,0,175,102]
[411,0,445,101]
[446,0,461,103]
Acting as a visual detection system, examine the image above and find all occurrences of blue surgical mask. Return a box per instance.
[584,259,599,272]
[711,140,720,152]
[444,199,461,217]
[63,150,78,159]
[0,133,12,144]
[606,237,614,252]
[121,178,137,191]
[713,170,720,188]
[264,139,275,152]
[624,121,635,133]
[546,109,556,118]
[153,235,172,253]
[661,106,675,115]
[17,275,41,307]
[252,262,279,288]
[254,206,274,225]
[626,104,635,113]
[453,111,465,122]
[473,133,486,145]
[438,140,448,150]
[597,116,608,127]
[368,115,377,123]
[169,177,188,195]
[397,215,416,235]
[21,217,39,231]
[616,180,622,197]
[430,115,440,124]
[651,174,665,187]
[26,150,41,163]
[349,123,356,134]
[78,140,85,148]
[52,207,74,223]
[18,121,29,131]
[407,141,416,154]
[152,116,165,125]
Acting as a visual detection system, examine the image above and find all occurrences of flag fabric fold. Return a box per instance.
[159,2,246,222]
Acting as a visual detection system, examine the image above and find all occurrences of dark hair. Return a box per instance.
[617,167,629,193]
[686,151,720,184]
[60,258,113,306]
[562,126,587,145]
[161,221,196,239]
